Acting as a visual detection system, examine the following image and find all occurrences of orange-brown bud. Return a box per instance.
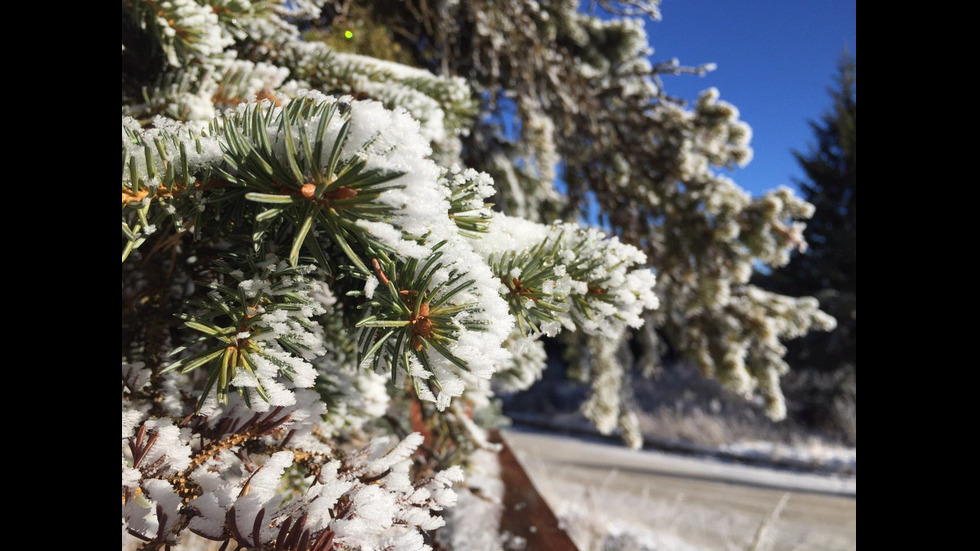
[414,317,433,339]
[301,183,317,200]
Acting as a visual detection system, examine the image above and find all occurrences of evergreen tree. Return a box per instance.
[757,54,856,374]
[793,56,856,295]
[121,1,834,548]
[751,54,855,442]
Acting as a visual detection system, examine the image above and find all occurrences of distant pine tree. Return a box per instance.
[755,53,855,439]
[767,55,855,296]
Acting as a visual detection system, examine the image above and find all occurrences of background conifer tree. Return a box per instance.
[754,54,856,440]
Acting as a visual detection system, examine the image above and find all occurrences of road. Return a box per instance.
[500,426,856,551]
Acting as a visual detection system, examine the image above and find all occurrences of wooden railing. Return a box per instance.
[490,430,579,551]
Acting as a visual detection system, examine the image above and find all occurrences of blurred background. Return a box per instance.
[497,2,856,548]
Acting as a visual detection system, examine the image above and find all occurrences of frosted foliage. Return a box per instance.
[489,151,567,221]
[184,434,462,551]
[124,0,474,153]
[123,478,183,543]
[622,87,830,417]
[122,360,151,393]
[121,408,145,441]
[568,331,644,451]
[121,116,224,185]
[122,417,195,542]
[443,166,496,211]
[134,0,233,67]
[122,0,838,545]
[317,365,390,436]
[580,330,628,436]
[273,0,328,20]
[122,60,290,126]
[260,39,472,159]
[645,176,833,419]
[495,334,548,392]
[166,258,329,412]
[381,0,834,419]
[441,165,496,236]
[618,410,643,451]
[521,100,559,187]
[235,95,520,407]
[666,284,837,420]
[556,224,659,337]
[469,214,659,390]
[123,418,193,476]
[471,213,551,257]
[227,92,455,263]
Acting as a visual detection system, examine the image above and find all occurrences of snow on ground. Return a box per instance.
[720,439,856,474]
[501,426,856,551]
[508,411,856,476]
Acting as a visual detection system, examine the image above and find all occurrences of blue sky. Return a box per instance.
[641,0,856,197]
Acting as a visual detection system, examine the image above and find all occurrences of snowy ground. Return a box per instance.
[718,439,856,475]
[507,412,856,476]
[501,426,856,551]
[124,426,856,551]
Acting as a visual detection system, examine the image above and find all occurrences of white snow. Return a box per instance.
[500,427,856,551]
[438,448,505,551]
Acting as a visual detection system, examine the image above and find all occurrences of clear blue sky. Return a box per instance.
[641,0,856,197]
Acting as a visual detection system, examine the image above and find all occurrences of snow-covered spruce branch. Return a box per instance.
[123,412,462,550]
[122,0,233,67]
[123,91,657,409]
[123,82,660,549]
